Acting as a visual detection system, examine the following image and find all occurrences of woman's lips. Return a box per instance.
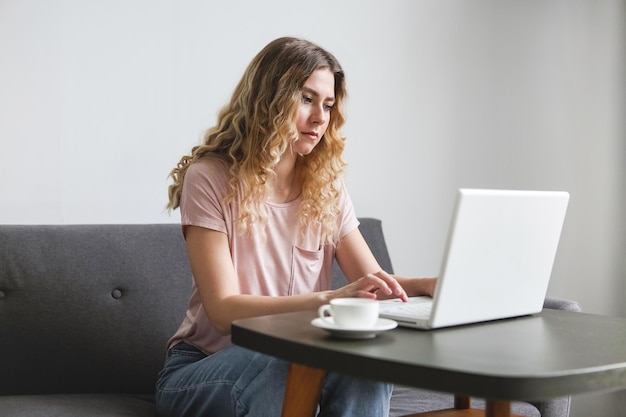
[301,131,319,140]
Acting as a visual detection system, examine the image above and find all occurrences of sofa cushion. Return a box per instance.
[389,385,541,417]
[0,394,155,417]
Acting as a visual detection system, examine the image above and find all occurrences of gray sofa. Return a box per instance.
[0,220,580,417]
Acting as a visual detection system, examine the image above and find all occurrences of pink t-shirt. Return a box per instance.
[167,157,359,354]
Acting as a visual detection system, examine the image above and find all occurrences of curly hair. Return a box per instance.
[167,37,348,245]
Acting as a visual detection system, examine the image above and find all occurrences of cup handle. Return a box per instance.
[318,304,334,325]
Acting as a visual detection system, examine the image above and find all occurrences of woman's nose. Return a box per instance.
[310,104,327,124]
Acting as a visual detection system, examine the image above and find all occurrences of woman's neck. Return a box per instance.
[271,156,301,203]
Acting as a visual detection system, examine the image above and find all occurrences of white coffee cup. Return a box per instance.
[318,298,379,329]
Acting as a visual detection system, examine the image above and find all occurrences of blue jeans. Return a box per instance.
[155,342,392,417]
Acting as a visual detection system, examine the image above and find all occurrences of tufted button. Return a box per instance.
[111,288,123,299]
[0,290,5,300]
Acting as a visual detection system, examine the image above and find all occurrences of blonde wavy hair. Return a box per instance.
[167,37,348,245]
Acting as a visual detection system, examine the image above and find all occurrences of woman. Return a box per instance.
[156,37,435,417]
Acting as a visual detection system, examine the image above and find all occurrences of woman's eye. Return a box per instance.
[323,104,333,111]
[302,96,313,104]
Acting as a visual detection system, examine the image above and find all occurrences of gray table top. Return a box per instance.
[231,309,626,401]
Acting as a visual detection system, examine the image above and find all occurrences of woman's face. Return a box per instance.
[293,68,335,155]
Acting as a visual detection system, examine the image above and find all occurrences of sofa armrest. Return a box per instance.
[543,297,582,312]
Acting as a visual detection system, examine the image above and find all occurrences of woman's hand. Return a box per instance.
[331,270,408,302]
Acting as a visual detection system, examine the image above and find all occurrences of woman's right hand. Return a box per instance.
[331,270,408,302]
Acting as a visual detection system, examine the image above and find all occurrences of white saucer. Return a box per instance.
[311,317,398,339]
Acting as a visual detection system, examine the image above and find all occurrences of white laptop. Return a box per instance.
[379,188,570,329]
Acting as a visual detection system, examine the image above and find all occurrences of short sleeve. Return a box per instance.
[179,158,232,234]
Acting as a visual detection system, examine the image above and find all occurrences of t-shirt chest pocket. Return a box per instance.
[289,245,325,295]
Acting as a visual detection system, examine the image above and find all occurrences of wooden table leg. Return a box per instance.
[281,362,327,417]
[454,394,471,409]
[486,400,512,417]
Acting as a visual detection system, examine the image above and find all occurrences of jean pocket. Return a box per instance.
[169,342,207,360]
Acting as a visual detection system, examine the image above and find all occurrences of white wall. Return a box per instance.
[1,1,624,415]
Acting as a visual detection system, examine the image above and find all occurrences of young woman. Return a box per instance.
[156,36,435,417]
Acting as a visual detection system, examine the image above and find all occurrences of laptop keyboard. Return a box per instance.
[380,301,432,319]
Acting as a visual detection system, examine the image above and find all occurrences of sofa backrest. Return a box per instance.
[331,218,394,288]
[0,224,191,395]
[0,218,393,395]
